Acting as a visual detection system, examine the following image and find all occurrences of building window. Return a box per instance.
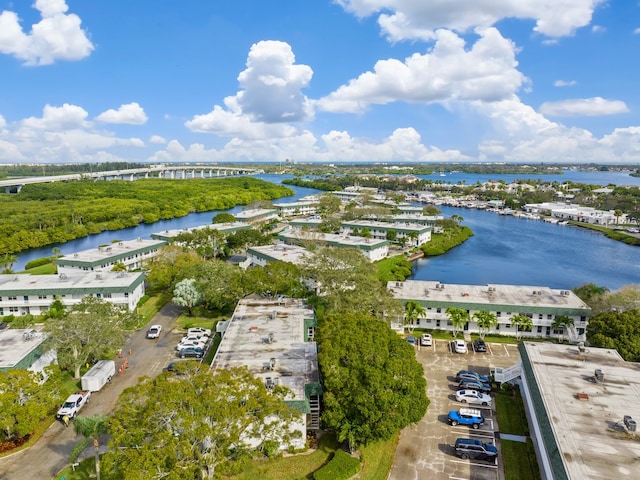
[496,312,501,317]
[495,324,500,330]
[436,308,441,313]
[38,295,47,299]
[96,293,102,298]
[537,326,543,333]
[8,296,17,301]
[506,312,511,315]
[547,314,552,320]
[124,293,129,298]
[580,316,586,322]
[104,293,112,298]
[538,314,543,319]
[506,324,511,329]
[9,307,18,313]
[436,320,440,327]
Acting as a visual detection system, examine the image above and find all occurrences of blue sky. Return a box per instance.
[0,0,639,164]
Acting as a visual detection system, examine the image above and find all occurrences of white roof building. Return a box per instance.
[211,298,321,450]
[57,238,166,273]
[278,228,389,262]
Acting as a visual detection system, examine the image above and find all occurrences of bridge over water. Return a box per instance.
[0,165,260,193]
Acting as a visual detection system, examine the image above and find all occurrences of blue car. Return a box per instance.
[458,379,491,394]
[448,408,485,429]
[407,336,416,345]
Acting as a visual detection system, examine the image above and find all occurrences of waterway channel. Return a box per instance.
[11,172,640,291]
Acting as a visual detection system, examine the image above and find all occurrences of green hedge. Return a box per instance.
[24,257,53,270]
[313,450,361,480]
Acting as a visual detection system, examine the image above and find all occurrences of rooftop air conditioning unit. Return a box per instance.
[488,286,496,292]
[595,369,604,383]
[624,415,637,432]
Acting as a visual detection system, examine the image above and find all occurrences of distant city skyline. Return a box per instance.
[0,1,639,164]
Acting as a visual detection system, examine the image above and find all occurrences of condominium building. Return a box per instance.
[56,238,166,273]
[0,270,146,314]
[388,280,591,341]
[278,228,389,262]
[150,222,251,242]
[211,297,321,450]
[339,220,431,247]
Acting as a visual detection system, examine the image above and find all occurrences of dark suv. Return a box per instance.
[454,438,498,460]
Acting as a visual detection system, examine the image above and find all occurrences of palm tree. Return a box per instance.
[511,314,533,341]
[551,315,574,343]
[446,307,469,338]
[404,301,426,334]
[472,311,498,339]
[73,414,109,480]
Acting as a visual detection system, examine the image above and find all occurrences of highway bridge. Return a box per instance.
[0,165,261,193]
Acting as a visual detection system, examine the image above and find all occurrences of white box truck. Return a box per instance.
[81,360,116,392]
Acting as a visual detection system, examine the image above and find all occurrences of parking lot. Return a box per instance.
[388,338,521,480]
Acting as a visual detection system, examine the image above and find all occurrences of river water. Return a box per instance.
[11,171,640,290]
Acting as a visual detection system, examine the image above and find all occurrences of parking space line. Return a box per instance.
[503,344,510,356]
[487,343,494,355]
[450,459,498,469]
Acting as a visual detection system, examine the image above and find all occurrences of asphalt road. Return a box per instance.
[0,302,184,480]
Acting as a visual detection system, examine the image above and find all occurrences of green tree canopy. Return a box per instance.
[587,309,640,361]
[236,262,307,300]
[317,193,341,218]
[511,314,533,340]
[404,300,425,333]
[303,247,401,322]
[212,212,236,224]
[551,314,574,343]
[317,311,428,450]
[73,414,109,480]
[187,260,241,312]
[145,245,201,293]
[45,296,139,379]
[103,366,300,480]
[0,369,63,440]
[174,228,227,260]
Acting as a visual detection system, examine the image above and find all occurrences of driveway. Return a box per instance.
[388,339,520,480]
[0,302,185,480]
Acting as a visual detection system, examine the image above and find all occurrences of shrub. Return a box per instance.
[24,257,54,270]
[313,450,361,480]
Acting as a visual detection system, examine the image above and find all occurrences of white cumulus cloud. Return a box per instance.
[317,28,526,113]
[186,40,312,139]
[0,0,94,65]
[539,97,629,117]
[21,103,89,130]
[149,135,167,144]
[96,103,148,125]
[336,0,605,41]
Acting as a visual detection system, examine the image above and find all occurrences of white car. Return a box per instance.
[187,327,211,337]
[146,324,162,339]
[453,339,468,354]
[176,339,207,351]
[420,334,433,346]
[456,389,492,407]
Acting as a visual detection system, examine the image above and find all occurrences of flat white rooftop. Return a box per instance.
[248,244,310,265]
[0,327,47,369]
[522,342,640,479]
[151,222,250,240]
[57,238,166,265]
[279,229,389,249]
[234,208,278,220]
[342,219,431,232]
[0,271,145,292]
[389,280,590,312]
[211,298,318,402]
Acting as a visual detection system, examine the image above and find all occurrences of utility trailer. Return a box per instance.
[81,359,116,392]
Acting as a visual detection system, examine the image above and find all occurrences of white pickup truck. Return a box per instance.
[56,390,91,419]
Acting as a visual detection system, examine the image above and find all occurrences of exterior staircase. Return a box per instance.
[492,364,521,384]
[308,395,321,430]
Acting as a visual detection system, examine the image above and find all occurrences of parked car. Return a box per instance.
[473,338,487,352]
[177,347,204,359]
[447,408,485,429]
[0,321,7,330]
[454,438,498,460]
[146,324,162,339]
[407,336,416,345]
[187,327,211,337]
[176,339,207,351]
[455,389,492,406]
[458,380,492,394]
[420,333,433,346]
[452,339,468,354]
[455,370,490,383]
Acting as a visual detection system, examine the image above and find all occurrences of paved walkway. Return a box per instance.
[0,302,183,480]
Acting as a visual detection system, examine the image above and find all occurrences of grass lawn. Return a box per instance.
[224,432,396,480]
[23,262,57,275]
[54,457,95,480]
[495,388,540,480]
[136,293,171,324]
